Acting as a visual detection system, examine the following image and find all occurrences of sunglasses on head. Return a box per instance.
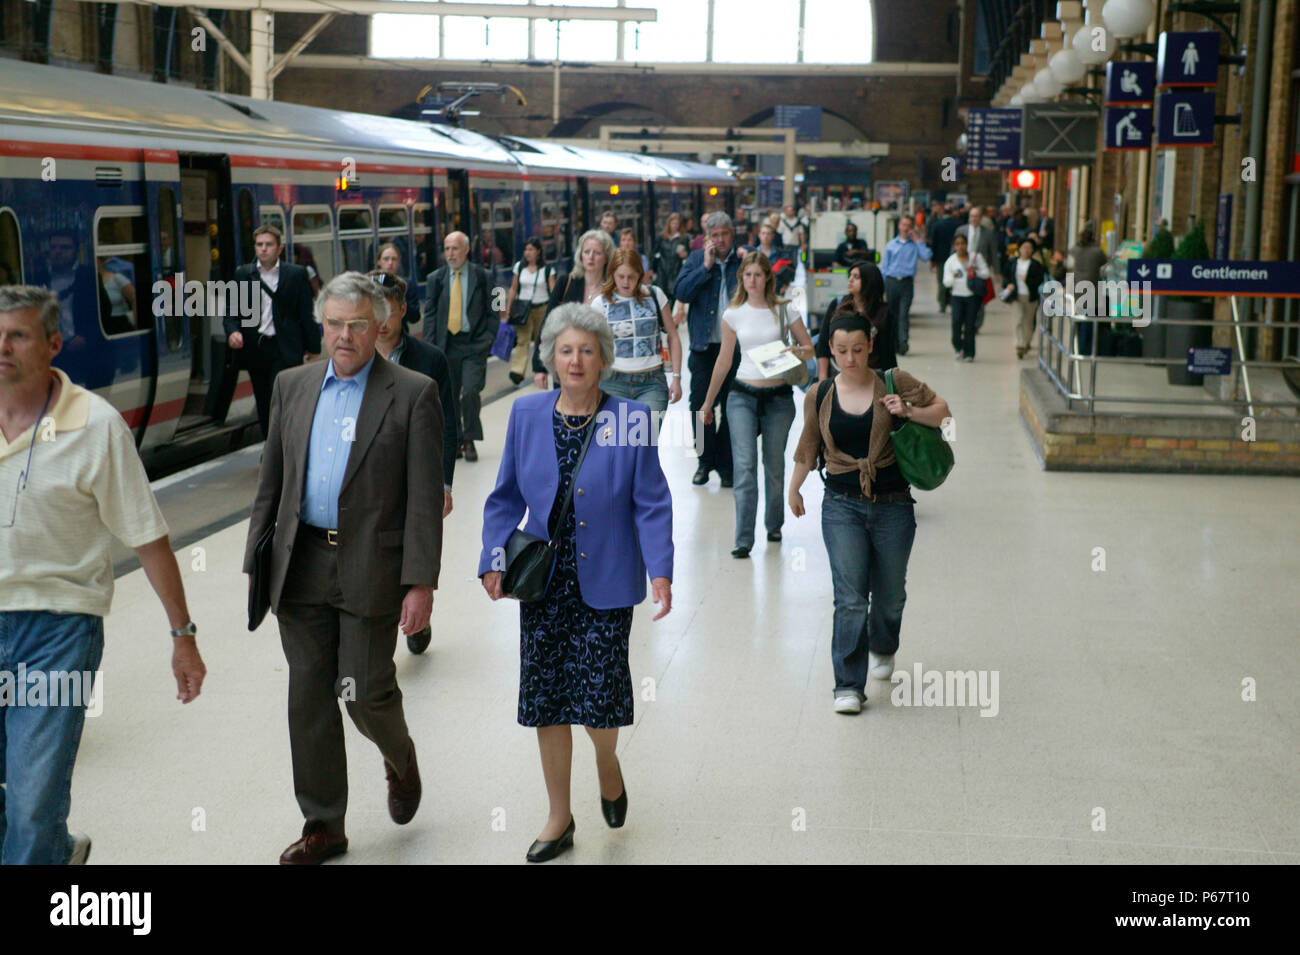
[367,271,399,288]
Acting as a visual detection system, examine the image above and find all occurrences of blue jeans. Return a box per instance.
[601,368,670,423]
[0,611,104,864]
[726,382,796,549]
[821,491,916,696]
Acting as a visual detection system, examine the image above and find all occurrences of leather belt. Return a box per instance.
[301,524,339,545]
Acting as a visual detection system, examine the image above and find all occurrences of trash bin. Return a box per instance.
[1140,294,1165,363]
[1164,297,1214,386]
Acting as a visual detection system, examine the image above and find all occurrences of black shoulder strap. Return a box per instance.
[547,395,607,549]
[815,377,833,414]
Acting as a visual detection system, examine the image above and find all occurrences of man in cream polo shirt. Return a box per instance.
[0,285,206,865]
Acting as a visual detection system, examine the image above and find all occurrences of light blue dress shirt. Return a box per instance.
[300,353,376,529]
[881,236,933,279]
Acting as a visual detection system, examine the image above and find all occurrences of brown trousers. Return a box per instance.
[277,528,410,833]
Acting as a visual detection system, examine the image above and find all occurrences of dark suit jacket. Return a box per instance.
[394,333,458,488]
[421,262,495,353]
[224,262,320,365]
[1002,257,1047,304]
[243,356,444,617]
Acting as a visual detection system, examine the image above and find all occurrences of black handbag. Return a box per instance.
[247,520,276,631]
[509,265,547,326]
[502,396,605,602]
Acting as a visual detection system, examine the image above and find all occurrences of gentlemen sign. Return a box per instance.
[1127,259,1300,297]
[1157,31,1220,87]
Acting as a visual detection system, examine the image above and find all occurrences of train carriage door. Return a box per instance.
[175,153,239,425]
[446,168,470,238]
[643,182,656,255]
[575,178,590,237]
[139,149,187,447]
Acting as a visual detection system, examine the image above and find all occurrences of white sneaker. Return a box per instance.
[833,692,863,714]
[868,653,895,680]
[68,831,92,865]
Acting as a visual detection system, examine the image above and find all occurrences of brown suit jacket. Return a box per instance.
[243,355,444,617]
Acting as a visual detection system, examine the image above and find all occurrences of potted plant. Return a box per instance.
[1164,222,1214,386]
[1140,226,1174,362]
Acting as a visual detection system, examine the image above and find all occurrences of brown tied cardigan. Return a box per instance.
[792,369,936,498]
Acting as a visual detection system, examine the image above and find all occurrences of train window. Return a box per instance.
[540,202,558,262]
[157,188,179,279]
[259,206,287,261]
[556,200,570,259]
[376,204,412,281]
[491,202,513,268]
[0,208,22,285]
[471,199,505,269]
[413,201,436,277]
[94,207,150,337]
[337,204,375,274]
[291,205,335,287]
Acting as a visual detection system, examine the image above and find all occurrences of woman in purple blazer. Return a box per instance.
[480,302,674,863]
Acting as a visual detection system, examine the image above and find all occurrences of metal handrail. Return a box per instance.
[1034,301,1300,416]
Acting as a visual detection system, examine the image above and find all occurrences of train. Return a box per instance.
[0,58,737,467]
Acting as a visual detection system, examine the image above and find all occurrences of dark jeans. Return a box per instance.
[951,294,980,359]
[885,276,914,350]
[243,334,287,440]
[821,491,916,696]
[445,334,489,443]
[937,279,951,312]
[0,611,104,864]
[688,344,733,478]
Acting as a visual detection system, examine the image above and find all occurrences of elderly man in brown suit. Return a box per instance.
[245,271,444,865]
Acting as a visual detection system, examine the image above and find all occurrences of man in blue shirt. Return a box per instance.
[879,215,932,356]
[673,211,746,487]
[245,271,444,864]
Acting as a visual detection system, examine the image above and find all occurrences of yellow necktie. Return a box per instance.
[447,269,463,336]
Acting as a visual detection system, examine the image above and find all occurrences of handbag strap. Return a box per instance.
[547,394,607,549]
[883,367,896,395]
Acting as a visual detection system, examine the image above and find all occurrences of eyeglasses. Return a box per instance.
[323,318,372,335]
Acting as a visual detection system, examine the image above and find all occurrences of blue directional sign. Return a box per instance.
[1106,62,1156,105]
[1187,347,1233,375]
[1127,259,1300,297]
[1155,90,1215,147]
[774,105,822,143]
[965,108,1022,171]
[1158,31,1220,87]
[1105,107,1152,150]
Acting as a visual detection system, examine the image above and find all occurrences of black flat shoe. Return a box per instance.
[601,761,628,828]
[526,817,575,863]
[691,466,711,486]
[767,530,782,542]
[509,371,524,385]
[731,547,751,559]
[719,473,733,488]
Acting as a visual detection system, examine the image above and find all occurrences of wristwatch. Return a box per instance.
[170,621,198,638]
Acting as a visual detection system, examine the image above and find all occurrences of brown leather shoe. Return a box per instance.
[386,738,421,825]
[462,440,478,462]
[279,822,347,865]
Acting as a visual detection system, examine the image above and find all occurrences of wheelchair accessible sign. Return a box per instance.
[1126,259,1300,297]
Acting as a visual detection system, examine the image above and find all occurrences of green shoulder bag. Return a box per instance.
[883,368,953,491]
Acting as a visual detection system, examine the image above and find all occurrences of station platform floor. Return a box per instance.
[80,269,1299,865]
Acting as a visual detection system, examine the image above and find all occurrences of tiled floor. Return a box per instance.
[76,272,1299,864]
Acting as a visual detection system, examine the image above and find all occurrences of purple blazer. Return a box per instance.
[478,392,674,609]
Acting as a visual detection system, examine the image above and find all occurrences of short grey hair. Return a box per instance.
[538,303,614,379]
[313,271,390,325]
[570,229,616,280]
[702,211,733,233]
[0,285,61,339]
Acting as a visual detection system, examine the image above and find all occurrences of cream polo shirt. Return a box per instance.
[0,369,169,617]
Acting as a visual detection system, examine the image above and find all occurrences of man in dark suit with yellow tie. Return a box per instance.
[244,271,444,865]
[421,231,497,462]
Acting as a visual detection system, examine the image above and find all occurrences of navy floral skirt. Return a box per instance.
[518,408,634,728]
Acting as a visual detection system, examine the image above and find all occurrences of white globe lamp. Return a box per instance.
[1072,23,1115,65]
[1049,48,1087,85]
[1102,0,1156,39]
[1034,68,1063,98]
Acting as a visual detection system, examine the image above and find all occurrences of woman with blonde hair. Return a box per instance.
[700,251,815,558]
[531,229,615,389]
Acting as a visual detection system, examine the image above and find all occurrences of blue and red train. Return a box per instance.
[0,59,736,465]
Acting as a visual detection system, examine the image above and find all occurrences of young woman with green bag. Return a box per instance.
[788,315,952,715]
